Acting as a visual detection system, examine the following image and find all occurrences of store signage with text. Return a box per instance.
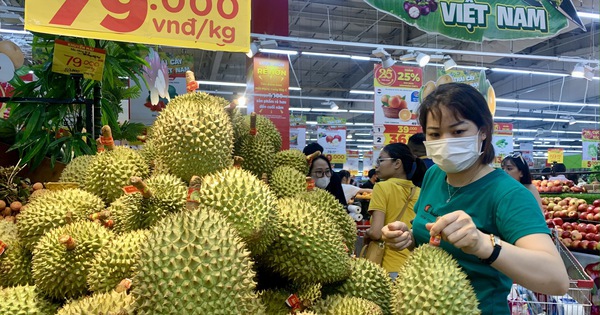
[253,57,290,150]
[492,123,513,167]
[158,52,194,78]
[363,151,374,175]
[25,0,250,52]
[373,125,422,146]
[581,129,600,168]
[317,125,347,164]
[548,148,564,164]
[289,115,307,151]
[51,40,106,81]
[345,150,360,175]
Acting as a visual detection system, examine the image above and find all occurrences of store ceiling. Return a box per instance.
[0,0,598,159]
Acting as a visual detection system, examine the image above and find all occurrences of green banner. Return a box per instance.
[317,116,347,125]
[290,115,307,126]
[363,0,569,42]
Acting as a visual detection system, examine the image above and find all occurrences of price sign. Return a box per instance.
[25,0,250,52]
[374,65,422,89]
[327,153,347,164]
[547,148,564,164]
[379,125,422,145]
[52,40,106,81]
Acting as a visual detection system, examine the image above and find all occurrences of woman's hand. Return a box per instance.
[381,221,412,251]
[426,210,490,258]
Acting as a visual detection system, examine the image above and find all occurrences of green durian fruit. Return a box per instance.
[260,289,292,315]
[59,154,95,188]
[87,230,149,292]
[323,258,395,315]
[229,108,246,153]
[269,166,307,199]
[83,147,149,203]
[262,198,351,285]
[273,149,310,175]
[0,219,18,243]
[0,285,58,315]
[395,245,480,315]
[131,209,265,314]
[238,132,276,178]
[137,174,187,228]
[32,221,114,300]
[299,188,357,251]
[197,168,277,256]
[56,291,135,315]
[17,188,105,250]
[0,240,33,288]
[150,92,234,182]
[311,295,383,315]
[234,114,282,153]
[107,193,144,234]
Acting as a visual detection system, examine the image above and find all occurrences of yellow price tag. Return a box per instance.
[384,133,409,145]
[547,149,564,164]
[328,154,347,164]
[52,40,106,81]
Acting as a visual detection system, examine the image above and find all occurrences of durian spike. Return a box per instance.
[249,112,257,136]
[130,176,152,199]
[115,278,132,293]
[96,137,105,153]
[233,156,244,168]
[101,125,116,151]
[65,211,74,224]
[59,234,77,250]
[261,173,269,185]
[185,70,199,93]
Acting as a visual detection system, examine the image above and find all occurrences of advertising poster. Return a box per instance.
[581,129,600,168]
[289,115,306,151]
[437,69,481,89]
[253,56,290,150]
[129,76,186,126]
[345,150,360,175]
[363,151,374,176]
[317,116,347,164]
[158,51,194,78]
[492,123,513,167]
[548,148,564,164]
[519,142,534,168]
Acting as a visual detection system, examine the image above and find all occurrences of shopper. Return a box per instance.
[339,170,372,204]
[360,168,378,189]
[366,143,426,280]
[501,153,542,210]
[407,132,434,169]
[381,83,569,314]
[308,154,347,206]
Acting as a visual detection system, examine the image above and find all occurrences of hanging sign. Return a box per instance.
[345,150,360,175]
[51,40,106,81]
[581,129,600,168]
[548,148,564,164]
[363,0,573,42]
[25,0,250,52]
[363,150,374,175]
[519,142,535,168]
[492,123,513,167]
[289,115,306,151]
[317,126,347,164]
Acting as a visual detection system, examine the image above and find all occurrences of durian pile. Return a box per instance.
[0,89,480,314]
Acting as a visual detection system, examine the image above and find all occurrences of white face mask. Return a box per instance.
[424,133,484,173]
[315,177,331,189]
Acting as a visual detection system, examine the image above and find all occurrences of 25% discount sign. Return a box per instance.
[25,0,250,52]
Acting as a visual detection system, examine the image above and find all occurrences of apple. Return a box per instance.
[587,205,595,212]
[579,240,590,249]
[588,241,598,250]
[548,202,556,209]
[594,213,600,221]
[567,205,577,212]
[579,213,588,220]
[571,230,583,240]
[333,135,342,142]
[578,204,588,212]
[578,223,588,232]
[593,200,600,207]
[594,234,600,242]
[546,219,553,226]
[594,207,600,214]
[587,213,596,221]
[561,230,572,239]
[552,218,564,226]
[585,233,597,241]
[562,222,573,231]
[561,237,573,248]
[567,211,577,219]
[586,224,598,234]
[571,240,581,248]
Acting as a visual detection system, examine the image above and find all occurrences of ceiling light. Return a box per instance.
[583,65,595,81]
[347,133,353,139]
[443,56,457,71]
[381,56,396,68]
[321,100,339,110]
[578,12,600,20]
[572,63,585,77]
[259,48,298,55]
[349,90,374,95]
[416,52,430,67]
[303,52,350,58]
[399,52,416,61]
[371,47,390,58]
[351,55,373,61]
[429,54,445,62]
[246,40,277,58]
[491,68,569,77]
[236,96,247,107]
[569,116,576,125]
[246,42,259,58]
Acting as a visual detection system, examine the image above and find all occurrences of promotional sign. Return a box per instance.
[581,129,600,168]
[519,142,535,168]
[363,151,374,176]
[253,57,290,150]
[437,69,481,89]
[345,150,360,175]
[373,125,422,146]
[129,76,186,126]
[290,115,307,151]
[51,40,106,81]
[158,51,194,78]
[317,116,346,125]
[363,0,574,42]
[317,125,347,164]
[492,123,513,167]
[25,0,250,52]
[548,148,564,164]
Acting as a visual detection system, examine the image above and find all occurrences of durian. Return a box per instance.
[197,167,278,256]
[17,188,105,250]
[0,219,18,242]
[323,258,395,315]
[259,289,293,315]
[273,149,310,175]
[0,239,33,287]
[150,92,234,182]
[131,209,265,314]
[0,285,58,315]
[234,113,282,153]
[32,221,114,300]
[87,230,149,292]
[131,174,187,228]
[395,245,480,315]
[311,295,383,315]
[58,154,95,188]
[262,198,351,284]
[106,192,145,234]
[269,166,307,199]
[56,291,135,315]
[298,188,357,251]
[238,132,276,178]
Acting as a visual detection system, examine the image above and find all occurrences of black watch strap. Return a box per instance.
[480,234,502,265]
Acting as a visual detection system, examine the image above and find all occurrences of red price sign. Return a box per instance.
[374,65,423,89]
[25,0,250,52]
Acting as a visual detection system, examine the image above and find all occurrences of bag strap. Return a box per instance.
[393,186,416,223]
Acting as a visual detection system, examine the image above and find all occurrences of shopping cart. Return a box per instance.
[508,229,594,315]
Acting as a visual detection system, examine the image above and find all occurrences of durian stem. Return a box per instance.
[233,156,244,168]
[261,173,269,185]
[224,101,237,114]
[185,70,198,93]
[249,112,257,136]
[96,137,105,153]
[115,278,132,293]
[64,211,74,224]
[101,125,116,151]
[306,150,321,163]
[59,235,76,250]
[130,176,152,198]
[89,210,111,221]
[186,175,202,210]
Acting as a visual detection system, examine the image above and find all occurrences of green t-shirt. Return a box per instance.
[413,165,550,315]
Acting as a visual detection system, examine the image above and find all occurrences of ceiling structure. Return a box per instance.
[0,0,598,166]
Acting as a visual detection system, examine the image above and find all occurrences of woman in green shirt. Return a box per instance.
[381,83,569,314]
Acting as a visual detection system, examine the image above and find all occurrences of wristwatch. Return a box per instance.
[480,234,502,265]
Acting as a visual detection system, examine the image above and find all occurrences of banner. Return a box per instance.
[345,150,360,175]
[158,51,194,78]
[492,123,513,167]
[51,40,106,81]
[581,129,600,168]
[317,116,346,125]
[363,0,572,42]
[519,142,535,168]
[548,148,564,164]
[317,126,347,164]
[253,57,290,150]
[290,115,307,151]
[129,76,186,126]
[25,0,250,52]
[437,69,481,89]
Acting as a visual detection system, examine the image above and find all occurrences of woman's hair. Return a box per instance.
[418,83,495,164]
[308,155,332,175]
[501,155,532,185]
[338,170,351,181]
[382,143,426,186]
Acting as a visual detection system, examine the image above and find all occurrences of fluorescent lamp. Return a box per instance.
[496,98,600,108]
[350,90,375,95]
[351,55,373,61]
[246,42,259,58]
[289,87,301,91]
[303,52,350,58]
[259,48,298,55]
[0,29,30,35]
[355,133,372,136]
[197,80,247,87]
[494,116,541,121]
[349,110,375,114]
[236,96,247,106]
[416,52,430,67]
[491,68,568,77]
[572,63,585,77]
[578,12,600,20]
[289,107,311,112]
[455,65,488,71]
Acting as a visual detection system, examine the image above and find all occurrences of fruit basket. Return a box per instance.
[382,106,401,119]
[508,230,594,314]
